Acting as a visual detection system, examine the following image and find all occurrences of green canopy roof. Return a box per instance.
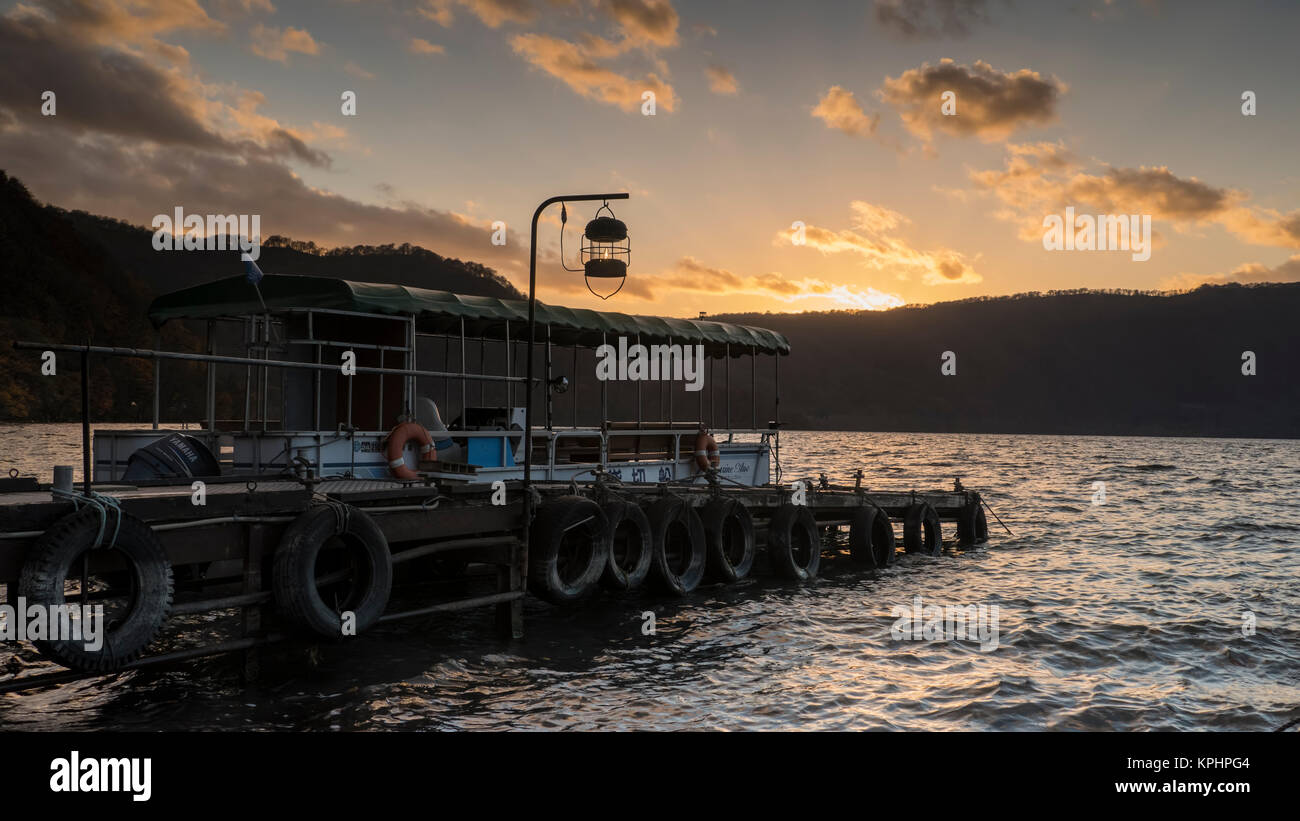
[148,274,790,356]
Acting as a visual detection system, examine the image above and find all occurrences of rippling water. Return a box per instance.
[2,425,1299,731]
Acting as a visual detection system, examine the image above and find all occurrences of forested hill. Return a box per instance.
[711,284,1300,438]
[62,210,523,300]
[2,169,1296,437]
[0,169,519,421]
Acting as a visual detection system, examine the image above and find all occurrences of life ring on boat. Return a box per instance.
[384,421,434,480]
[18,506,173,672]
[272,504,392,638]
[693,430,720,471]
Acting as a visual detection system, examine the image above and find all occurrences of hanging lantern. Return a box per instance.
[580,203,629,298]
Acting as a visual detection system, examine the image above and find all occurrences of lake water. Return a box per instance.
[2,425,1298,731]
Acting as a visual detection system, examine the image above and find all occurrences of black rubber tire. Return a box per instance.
[767,504,821,581]
[645,497,708,596]
[272,505,392,638]
[956,502,991,546]
[701,498,755,583]
[18,507,173,672]
[528,495,609,604]
[599,500,653,591]
[903,502,943,556]
[849,504,895,568]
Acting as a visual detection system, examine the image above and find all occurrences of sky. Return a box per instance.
[1,0,1298,317]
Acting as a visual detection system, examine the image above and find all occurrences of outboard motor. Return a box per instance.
[416,398,463,462]
[122,433,222,481]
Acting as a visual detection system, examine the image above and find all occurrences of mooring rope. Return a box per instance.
[980,495,1014,536]
[51,487,124,550]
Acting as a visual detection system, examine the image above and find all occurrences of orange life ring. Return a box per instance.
[694,431,720,471]
[385,422,434,480]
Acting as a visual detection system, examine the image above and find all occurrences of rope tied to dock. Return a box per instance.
[50,487,124,550]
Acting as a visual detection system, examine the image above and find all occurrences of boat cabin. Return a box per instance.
[91,275,790,487]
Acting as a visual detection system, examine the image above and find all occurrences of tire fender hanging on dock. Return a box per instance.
[599,500,653,591]
[18,507,174,672]
[849,504,895,568]
[645,497,708,595]
[956,501,989,546]
[903,502,943,556]
[766,504,821,581]
[700,498,755,583]
[272,504,393,638]
[528,496,610,604]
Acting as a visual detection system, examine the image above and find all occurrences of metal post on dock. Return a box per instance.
[600,332,608,446]
[523,192,629,638]
[544,324,552,430]
[666,336,672,426]
[725,343,731,430]
[80,348,91,493]
[206,320,216,435]
[751,344,756,431]
[152,329,161,430]
[465,319,470,423]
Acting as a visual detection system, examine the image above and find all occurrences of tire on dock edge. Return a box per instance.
[849,504,895,568]
[767,504,821,581]
[700,498,756,583]
[645,497,708,595]
[272,504,393,638]
[528,495,609,604]
[599,500,653,591]
[18,507,173,672]
[903,502,943,556]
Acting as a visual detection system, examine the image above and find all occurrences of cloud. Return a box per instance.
[877,58,1066,143]
[510,33,676,112]
[781,201,982,286]
[704,64,738,95]
[873,0,995,39]
[967,141,1300,249]
[812,86,879,137]
[408,37,446,55]
[419,0,537,28]
[599,0,680,49]
[249,24,321,63]
[631,257,905,309]
[1161,255,1300,290]
[344,60,376,80]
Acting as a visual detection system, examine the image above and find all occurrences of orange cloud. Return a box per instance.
[249,24,321,63]
[408,37,446,55]
[782,201,982,286]
[632,257,905,309]
[510,33,676,113]
[812,86,879,137]
[968,142,1300,249]
[877,58,1066,143]
[705,64,738,95]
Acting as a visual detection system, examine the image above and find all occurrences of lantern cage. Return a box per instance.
[564,201,630,299]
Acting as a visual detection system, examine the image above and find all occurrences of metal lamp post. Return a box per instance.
[520,192,629,616]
